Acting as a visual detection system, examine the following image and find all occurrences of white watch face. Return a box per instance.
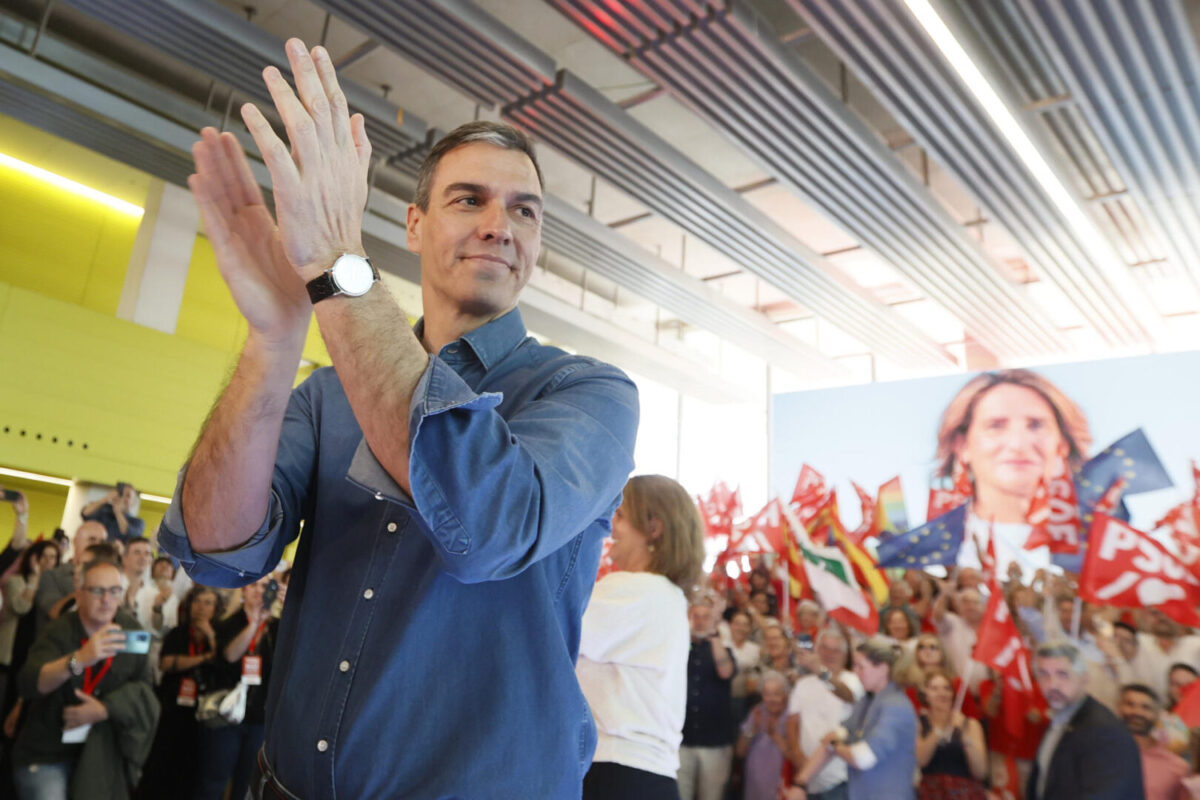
[330,254,376,296]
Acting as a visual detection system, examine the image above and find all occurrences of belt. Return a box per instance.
[251,746,303,800]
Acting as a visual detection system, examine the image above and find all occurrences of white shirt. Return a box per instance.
[576,571,689,778]
[787,671,864,792]
[958,513,1055,579]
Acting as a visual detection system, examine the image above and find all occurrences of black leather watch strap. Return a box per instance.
[305,272,339,304]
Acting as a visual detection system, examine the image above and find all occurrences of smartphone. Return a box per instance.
[261,579,279,610]
[2,490,19,502]
[797,633,814,651]
[115,482,130,498]
[122,630,152,654]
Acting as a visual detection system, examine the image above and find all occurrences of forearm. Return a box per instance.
[794,743,832,785]
[36,653,73,695]
[80,499,106,517]
[162,652,212,672]
[709,639,734,679]
[310,284,427,496]
[183,332,306,552]
[113,512,128,535]
[915,731,938,766]
[223,620,258,662]
[48,593,73,620]
[963,728,988,780]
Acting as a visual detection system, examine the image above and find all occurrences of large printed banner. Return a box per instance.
[770,351,1200,569]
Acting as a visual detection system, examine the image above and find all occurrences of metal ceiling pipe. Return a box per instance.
[551,0,1066,359]
[797,0,1163,347]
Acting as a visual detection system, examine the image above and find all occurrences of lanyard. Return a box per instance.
[80,639,113,696]
[248,620,267,655]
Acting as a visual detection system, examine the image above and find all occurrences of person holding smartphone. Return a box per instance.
[194,575,280,800]
[80,484,144,545]
[0,487,31,576]
[12,553,157,799]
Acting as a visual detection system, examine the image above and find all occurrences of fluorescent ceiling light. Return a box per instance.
[0,152,144,218]
[902,0,1166,342]
[0,467,74,487]
[0,468,170,504]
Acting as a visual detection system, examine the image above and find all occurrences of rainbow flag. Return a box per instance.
[876,476,908,536]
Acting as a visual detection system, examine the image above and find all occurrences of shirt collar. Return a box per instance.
[1051,694,1087,729]
[412,307,528,370]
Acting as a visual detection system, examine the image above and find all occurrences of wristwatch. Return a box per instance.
[305,253,379,304]
[67,651,84,677]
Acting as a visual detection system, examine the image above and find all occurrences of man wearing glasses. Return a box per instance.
[11,550,158,799]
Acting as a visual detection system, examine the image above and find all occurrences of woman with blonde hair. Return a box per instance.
[577,474,706,799]
[934,369,1091,577]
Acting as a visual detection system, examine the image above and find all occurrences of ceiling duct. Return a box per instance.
[549,0,1067,362]
[793,0,1168,349]
[316,0,956,370]
[959,0,1200,296]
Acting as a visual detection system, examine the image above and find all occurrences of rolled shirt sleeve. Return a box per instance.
[353,353,638,583]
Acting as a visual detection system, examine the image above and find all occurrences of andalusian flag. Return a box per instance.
[799,540,879,635]
[817,490,890,607]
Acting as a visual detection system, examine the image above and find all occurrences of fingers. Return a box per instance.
[283,39,335,149]
[218,132,266,209]
[311,45,352,147]
[242,101,302,204]
[351,113,372,181]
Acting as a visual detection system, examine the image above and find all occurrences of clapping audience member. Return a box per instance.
[576,475,704,799]
[678,595,736,800]
[195,575,282,800]
[726,609,761,731]
[137,585,223,798]
[736,671,789,800]
[0,488,30,575]
[752,622,800,692]
[1,542,57,717]
[12,553,157,799]
[915,669,988,800]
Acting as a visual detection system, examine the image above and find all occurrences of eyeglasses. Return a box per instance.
[82,586,124,598]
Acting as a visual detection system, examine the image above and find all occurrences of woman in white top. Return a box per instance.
[577,474,705,799]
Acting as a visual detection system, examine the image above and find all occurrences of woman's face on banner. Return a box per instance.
[957,383,1068,501]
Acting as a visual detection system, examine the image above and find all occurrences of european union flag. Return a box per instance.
[1055,429,1173,572]
[876,503,966,569]
[1078,429,1172,508]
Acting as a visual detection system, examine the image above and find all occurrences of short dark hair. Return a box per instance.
[1121,683,1160,706]
[80,555,122,579]
[1113,621,1137,636]
[152,556,176,578]
[413,121,543,211]
[83,542,122,568]
[126,536,152,551]
[1170,663,1199,679]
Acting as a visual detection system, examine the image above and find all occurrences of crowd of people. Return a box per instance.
[0,486,286,800]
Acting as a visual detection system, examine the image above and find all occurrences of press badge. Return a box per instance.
[61,723,91,744]
[242,655,263,685]
[177,677,198,706]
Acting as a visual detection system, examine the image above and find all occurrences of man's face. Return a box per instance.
[73,522,105,562]
[957,383,1068,501]
[1119,690,1158,738]
[763,627,787,658]
[1033,655,1087,711]
[959,590,984,625]
[1113,627,1138,661]
[817,635,846,671]
[888,579,912,606]
[797,607,820,632]
[151,560,174,582]
[126,542,152,574]
[77,563,122,628]
[407,142,542,324]
[688,604,713,636]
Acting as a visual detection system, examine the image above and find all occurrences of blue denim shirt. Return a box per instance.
[158,308,638,799]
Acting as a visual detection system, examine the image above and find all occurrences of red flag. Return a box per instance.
[1092,477,1127,516]
[730,499,787,555]
[595,537,616,582]
[790,464,827,508]
[848,481,877,545]
[927,460,973,522]
[1023,460,1082,554]
[1079,515,1200,627]
[973,577,1034,740]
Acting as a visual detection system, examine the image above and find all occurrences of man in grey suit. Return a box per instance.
[34,521,105,632]
[1028,639,1144,800]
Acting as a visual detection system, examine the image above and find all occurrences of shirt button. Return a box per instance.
[363,589,374,600]
[317,739,328,752]
[386,522,397,532]
[339,660,350,673]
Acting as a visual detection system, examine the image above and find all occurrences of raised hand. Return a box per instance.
[189,127,310,346]
[240,38,372,276]
[77,624,125,666]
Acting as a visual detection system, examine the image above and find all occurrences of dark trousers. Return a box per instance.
[583,761,680,800]
[194,723,265,800]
